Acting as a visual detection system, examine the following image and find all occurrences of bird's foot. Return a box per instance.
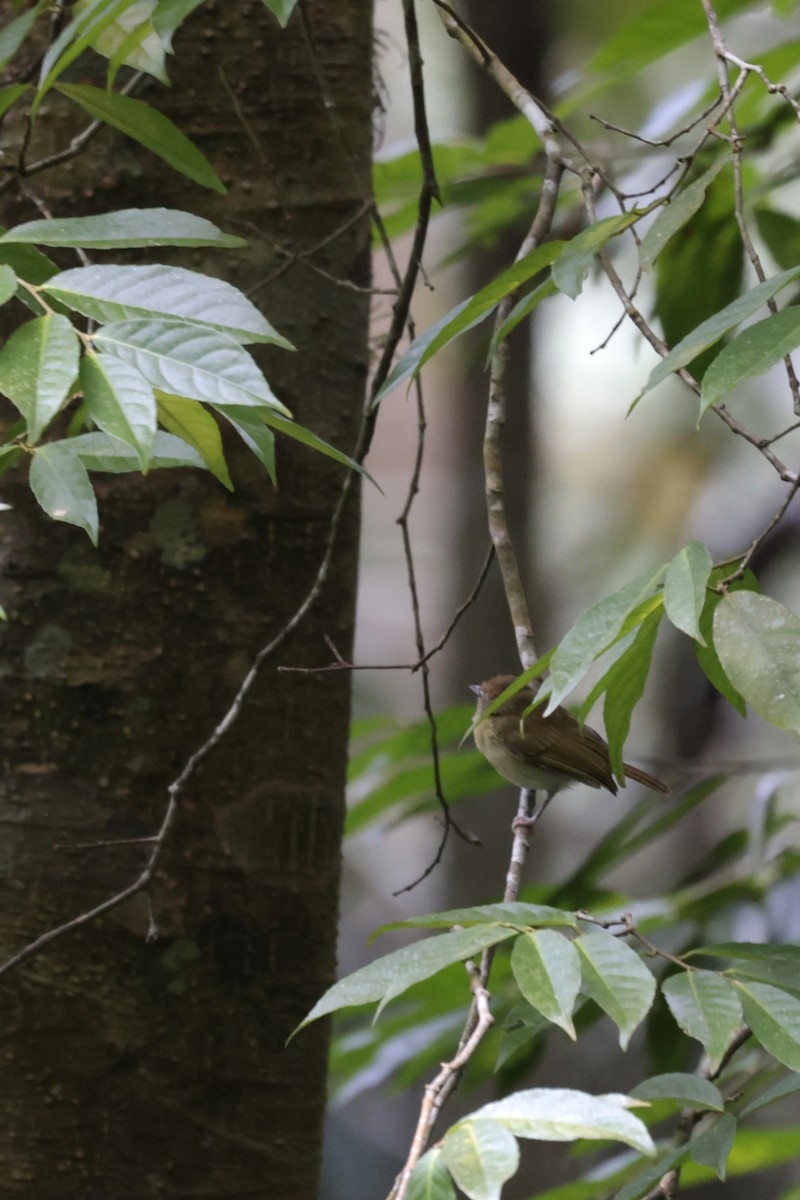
[511,812,539,834]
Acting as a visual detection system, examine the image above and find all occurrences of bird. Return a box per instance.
[471,674,669,824]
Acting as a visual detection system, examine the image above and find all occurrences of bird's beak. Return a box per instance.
[469,684,482,697]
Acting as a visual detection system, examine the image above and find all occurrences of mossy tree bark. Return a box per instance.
[0,2,372,1196]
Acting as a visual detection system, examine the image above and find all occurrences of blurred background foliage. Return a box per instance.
[319,1,800,1196]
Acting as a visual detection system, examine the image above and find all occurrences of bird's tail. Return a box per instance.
[622,763,670,795]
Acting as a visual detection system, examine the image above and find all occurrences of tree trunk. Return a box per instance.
[0,3,372,1197]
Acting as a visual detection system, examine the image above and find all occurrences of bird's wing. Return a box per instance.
[521,711,617,792]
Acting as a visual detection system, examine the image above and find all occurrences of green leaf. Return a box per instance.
[637,267,800,400]
[29,442,99,544]
[701,307,800,413]
[736,980,800,1071]
[260,410,377,485]
[56,84,225,193]
[217,406,276,486]
[75,0,167,85]
[152,0,205,50]
[0,83,31,122]
[0,265,17,307]
[94,319,290,414]
[552,213,640,300]
[690,941,800,989]
[466,1088,655,1156]
[296,925,518,1030]
[0,241,59,293]
[374,242,564,404]
[488,277,557,356]
[724,945,800,996]
[689,1113,737,1180]
[713,591,800,733]
[496,1003,552,1071]
[545,566,667,711]
[661,970,743,1071]
[740,1072,800,1118]
[575,931,656,1050]
[407,1150,457,1200]
[0,313,80,442]
[639,162,726,271]
[630,1073,724,1112]
[602,605,662,782]
[511,931,581,1039]
[663,541,713,643]
[345,749,500,836]
[260,0,299,25]
[151,0,205,43]
[156,392,232,490]
[80,353,156,471]
[0,4,41,70]
[755,207,800,270]
[557,777,723,901]
[683,1126,800,1185]
[576,596,662,720]
[651,170,742,388]
[36,0,140,103]
[612,1146,690,1200]
[694,570,758,717]
[0,209,244,250]
[45,264,293,348]
[441,1119,519,1200]
[70,429,205,472]
[586,0,753,79]
[378,903,578,934]
[372,296,471,404]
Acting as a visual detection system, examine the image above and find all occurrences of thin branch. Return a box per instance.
[13,71,145,182]
[576,178,796,484]
[700,0,800,415]
[722,50,800,121]
[389,15,572,1188]
[589,91,725,148]
[387,790,535,1200]
[388,958,494,1200]
[433,0,561,160]
[388,0,479,887]
[717,475,800,587]
[0,792,180,979]
[0,0,441,983]
[53,836,159,852]
[278,543,493,674]
[247,201,375,296]
[217,64,267,163]
[436,2,566,670]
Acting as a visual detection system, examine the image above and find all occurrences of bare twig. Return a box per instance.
[701,0,800,415]
[278,543,494,674]
[0,0,437,982]
[12,71,145,182]
[589,92,725,148]
[717,475,800,587]
[388,956,495,1200]
[722,50,800,121]
[437,2,566,670]
[0,792,180,978]
[386,0,483,888]
[387,790,535,1200]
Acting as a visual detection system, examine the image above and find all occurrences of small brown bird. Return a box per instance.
[471,675,669,822]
